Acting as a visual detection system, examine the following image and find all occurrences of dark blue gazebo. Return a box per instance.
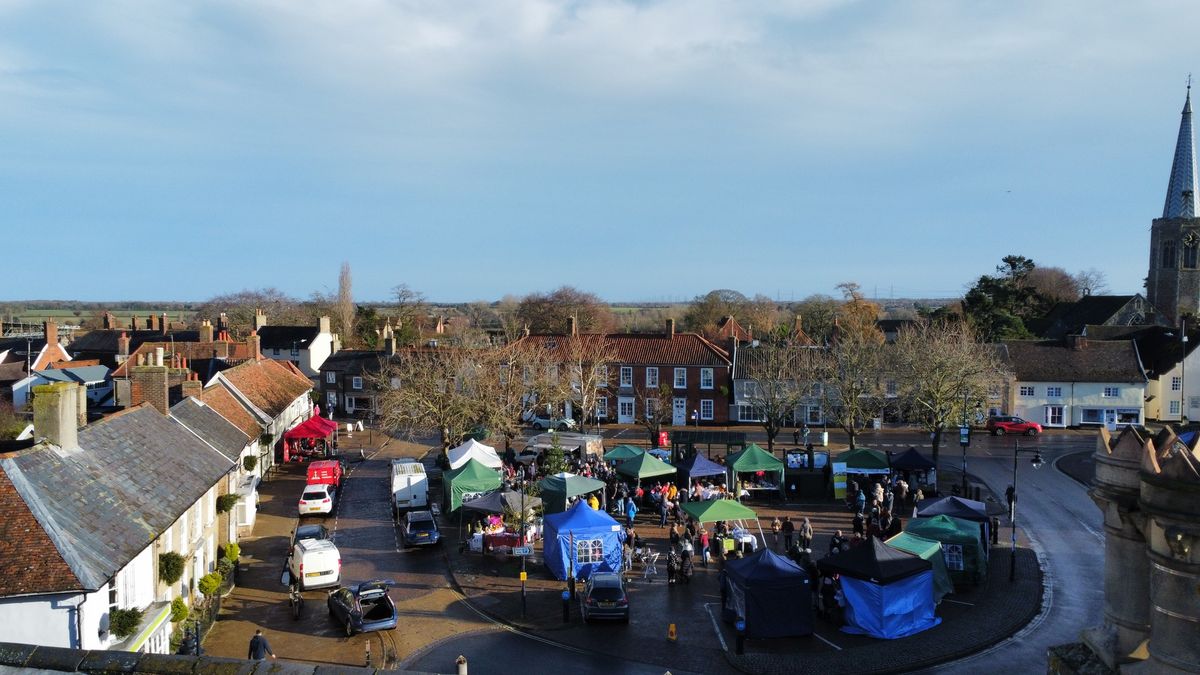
[676,453,726,487]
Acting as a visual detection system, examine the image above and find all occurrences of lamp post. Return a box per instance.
[1009,440,1043,582]
[1182,317,1188,423]
[959,389,971,496]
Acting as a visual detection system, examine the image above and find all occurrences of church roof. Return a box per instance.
[1163,87,1198,219]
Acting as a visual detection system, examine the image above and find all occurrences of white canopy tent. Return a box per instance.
[448,438,503,470]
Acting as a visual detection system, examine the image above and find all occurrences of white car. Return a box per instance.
[523,411,577,431]
[298,483,337,516]
[289,539,341,590]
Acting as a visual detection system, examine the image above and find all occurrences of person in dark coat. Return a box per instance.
[248,630,275,660]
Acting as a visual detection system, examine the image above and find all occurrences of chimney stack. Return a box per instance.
[32,382,79,452]
[180,373,202,400]
[102,311,115,330]
[130,316,140,331]
[43,320,58,346]
[382,323,397,356]
[319,316,331,334]
[254,308,267,331]
[568,316,578,336]
[217,312,228,334]
[155,346,165,367]
[1068,335,1088,351]
[160,312,169,335]
[130,364,169,414]
[199,320,214,343]
[118,332,131,358]
[666,318,676,338]
[248,330,261,360]
[76,382,88,428]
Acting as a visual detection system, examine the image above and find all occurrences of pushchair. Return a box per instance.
[634,543,659,582]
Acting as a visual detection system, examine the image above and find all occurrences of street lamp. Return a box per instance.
[1009,440,1043,582]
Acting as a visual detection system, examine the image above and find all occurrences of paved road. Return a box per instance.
[920,437,1104,673]
[407,629,689,675]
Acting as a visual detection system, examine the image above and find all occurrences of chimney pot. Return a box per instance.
[160,312,169,335]
[319,316,331,334]
[32,382,79,451]
[666,318,676,338]
[155,347,165,367]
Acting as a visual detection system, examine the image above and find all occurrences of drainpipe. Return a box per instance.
[75,592,87,649]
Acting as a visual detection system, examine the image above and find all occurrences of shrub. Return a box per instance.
[169,597,189,623]
[242,455,258,472]
[159,552,185,585]
[216,493,240,514]
[216,558,234,579]
[109,607,144,639]
[197,572,223,597]
[224,542,240,562]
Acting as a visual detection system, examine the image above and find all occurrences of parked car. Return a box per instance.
[986,415,1043,436]
[580,572,629,623]
[326,580,398,636]
[298,483,337,516]
[288,539,341,590]
[400,510,441,547]
[291,523,331,548]
[391,458,429,514]
[523,410,577,431]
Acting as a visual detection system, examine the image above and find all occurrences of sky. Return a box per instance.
[3,1,1200,304]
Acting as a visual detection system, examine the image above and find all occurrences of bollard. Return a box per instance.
[568,575,576,601]
[562,590,571,623]
[735,619,746,655]
[456,655,468,675]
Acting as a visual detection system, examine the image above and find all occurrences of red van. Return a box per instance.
[307,460,343,488]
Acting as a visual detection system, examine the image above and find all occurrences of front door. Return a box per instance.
[1045,405,1064,427]
[618,397,635,424]
[673,398,687,426]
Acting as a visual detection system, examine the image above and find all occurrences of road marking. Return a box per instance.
[703,603,729,653]
[813,632,843,651]
[941,598,974,606]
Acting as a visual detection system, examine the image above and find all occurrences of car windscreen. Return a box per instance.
[408,520,436,531]
[302,490,327,501]
[588,586,624,601]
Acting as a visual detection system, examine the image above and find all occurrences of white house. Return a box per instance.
[12,364,112,410]
[1082,324,1200,423]
[206,357,315,471]
[0,382,232,654]
[1000,336,1148,428]
[254,313,337,380]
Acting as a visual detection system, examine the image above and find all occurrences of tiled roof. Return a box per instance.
[0,405,234,593]
[1029,295,1141,339]
[219,359,312,419]
[0,469,81,595]
[715,316,752,343]
[1083,324,1200,377]
[1001,339,1146,383]
[257,326,320,350]
[320,350,395,377]
[111,340,253,377]
[517,332,730,366]
[194,386,262,439]
[0,362,28,384]
[69,329,200,355]
[171,398,251,462]
[732,343,824,379]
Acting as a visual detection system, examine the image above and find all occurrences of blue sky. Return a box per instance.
[3,1,1199,303]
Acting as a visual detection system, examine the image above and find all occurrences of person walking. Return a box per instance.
[659,498,670,529]
[625,498,638,528]
[770,516,782,550]
[248,630,276,661]
[699,527,711,567]
[782,516,795,552]
[799,517,814,551]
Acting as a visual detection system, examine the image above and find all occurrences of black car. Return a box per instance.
[580,572,629,623]
[292,523,331,548]
[400,510,441,547]
[326,580,398,636]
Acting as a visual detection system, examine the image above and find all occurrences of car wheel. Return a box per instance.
[994,428,1005,436]
[1025,428,1038,436]
[345,620,354,637]
[328,603,335,617]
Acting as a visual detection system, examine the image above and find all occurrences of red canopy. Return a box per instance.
[284,416,338,440]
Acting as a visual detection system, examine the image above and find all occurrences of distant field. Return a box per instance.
[5,308,198,326]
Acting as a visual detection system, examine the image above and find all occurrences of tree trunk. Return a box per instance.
[930,427,941,467]
[846,426,857,450]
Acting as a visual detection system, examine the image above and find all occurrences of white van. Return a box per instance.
[289,538,341,590]
[391,458,428,515]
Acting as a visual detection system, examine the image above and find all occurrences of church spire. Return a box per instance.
[1163,79,1198,219]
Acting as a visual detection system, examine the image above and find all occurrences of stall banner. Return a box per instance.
[832,462,848,499]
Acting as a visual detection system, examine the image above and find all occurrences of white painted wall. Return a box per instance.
[264,332,335,378]
[0,593,80,648]
[1013,381,1146,427]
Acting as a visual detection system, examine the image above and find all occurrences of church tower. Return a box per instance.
[1147,85,1200,326]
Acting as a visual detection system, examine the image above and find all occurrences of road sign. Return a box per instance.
[513,546,533,556]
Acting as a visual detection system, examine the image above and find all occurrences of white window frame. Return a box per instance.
[885,380,898,397]
[1046,386,1062,398]
[576,537,605,565]
[700,368,714,389]
[1103,387,1119,398]
[700,399,714,420]
[1172,376,1182,391]
[595,365,608,386]
[352,376,363,390]
[1170,400,1181,415]
[325,371,336,384]
[272,347,281,356]
[1019,386,1035,397]
[620,366,633,387]
[327,391,337,407]
[674,368,687,389]
[595,397,608,419]
[646,367,659,388]
[1045,405,1064,426]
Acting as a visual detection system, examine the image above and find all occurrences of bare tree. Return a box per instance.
[473,342,551,453]
[557,335,616,433]
[494,295,525,344]
[195,288,312,335]
[739,341,824,454]
[517,286,614,333]
[1027,266,1080,303]
[375,348,481,452]
[822,283,887,449]
[789,294,839,344]
[635,383,676,448]
[1072,268,1109,296]
[391,284,428,346]
[336,262,356,342]
[891,320,1006,466]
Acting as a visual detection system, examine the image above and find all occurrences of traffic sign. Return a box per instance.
[513,546,533,556]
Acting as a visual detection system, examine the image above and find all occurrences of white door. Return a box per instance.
[618,397,635,424]
[1045,405,1064,427]
[673,398,687,426]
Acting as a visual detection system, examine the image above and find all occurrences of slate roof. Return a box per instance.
[257,326,320,350]
[194,386,262,439]
[1083,324,1200,378]
[218,359,312,418]
[171,398,251,462]
[0,405,234,594]
[32,365,110,384]
[1030,295,1141,339]
[0,337,47,364]
[0,469,81,595]
[518,332,730,367]
[0,362,28,384]
[320,350,395,377]
[69,330,200,358]
[1001,339,1147,383]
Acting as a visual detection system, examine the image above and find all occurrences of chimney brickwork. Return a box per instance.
[130,365,170,414]
[32,382,79,451]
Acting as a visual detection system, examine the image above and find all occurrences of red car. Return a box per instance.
[986,416,1042,436]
